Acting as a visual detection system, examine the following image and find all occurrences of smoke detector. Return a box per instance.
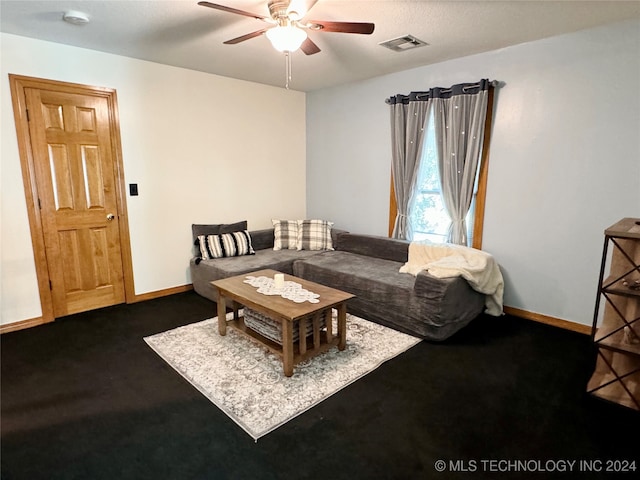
[63,10,90,25]
[379,35,428,52]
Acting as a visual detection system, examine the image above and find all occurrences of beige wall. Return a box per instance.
[1,33,307,325]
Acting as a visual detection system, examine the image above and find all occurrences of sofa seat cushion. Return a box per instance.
[190,248,323,302]
[293,251,414,311]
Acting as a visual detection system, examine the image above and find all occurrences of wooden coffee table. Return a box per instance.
[211,269,355,377]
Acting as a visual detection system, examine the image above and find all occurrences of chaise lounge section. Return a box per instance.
[291,233,485,341]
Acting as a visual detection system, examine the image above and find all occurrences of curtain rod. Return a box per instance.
[385,79,500,104]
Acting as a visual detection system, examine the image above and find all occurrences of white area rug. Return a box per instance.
[144,311,421,441]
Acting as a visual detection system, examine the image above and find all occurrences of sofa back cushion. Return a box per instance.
[335,233,409,263]
[203,226,349,253]
[250,228,276,251]
[191,220,248,241]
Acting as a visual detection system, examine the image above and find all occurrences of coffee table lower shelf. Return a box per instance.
[224,314,343,369]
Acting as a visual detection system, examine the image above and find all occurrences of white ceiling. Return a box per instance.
[2,0,639,92]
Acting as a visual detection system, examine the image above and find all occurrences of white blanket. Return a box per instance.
[399,241,504,316]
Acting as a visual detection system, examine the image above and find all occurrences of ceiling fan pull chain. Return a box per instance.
[285,51,292,89]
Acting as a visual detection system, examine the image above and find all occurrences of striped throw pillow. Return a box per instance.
[197,230,255,259]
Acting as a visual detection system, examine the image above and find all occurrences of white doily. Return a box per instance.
[244,275,320,303]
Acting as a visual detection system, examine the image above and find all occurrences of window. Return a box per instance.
[387,84,494,248]
[408,110,478,245]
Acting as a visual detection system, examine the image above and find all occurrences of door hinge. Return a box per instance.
[26,109,30,122]
[38,198,42,210]
[49,280,52,290]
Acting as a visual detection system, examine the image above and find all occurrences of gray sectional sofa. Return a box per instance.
[190,226,486,341]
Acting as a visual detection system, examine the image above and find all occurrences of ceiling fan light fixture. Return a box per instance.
[266,25,307,52]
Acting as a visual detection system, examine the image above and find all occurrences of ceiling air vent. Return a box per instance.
[379,35,428,52]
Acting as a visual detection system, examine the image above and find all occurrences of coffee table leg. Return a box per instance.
[217,295,227,336]
[337,303,347,351]
[282,320,294,377]
[298,317,307,356]
[313,312,321,350]
[325,308,333,343]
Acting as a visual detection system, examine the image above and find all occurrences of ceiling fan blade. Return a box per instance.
[197,1,270,22]
[223,28,270,45]
[300,37,321,55]
[309,20,375,35]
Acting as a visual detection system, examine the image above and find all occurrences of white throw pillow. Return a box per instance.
[272,219,299,250]
[297,219,334,251]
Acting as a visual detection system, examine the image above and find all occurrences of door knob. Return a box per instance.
[107,213,115,221]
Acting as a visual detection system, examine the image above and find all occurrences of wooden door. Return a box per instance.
[18,83,128,317]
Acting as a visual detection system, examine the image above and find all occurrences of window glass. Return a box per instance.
[409,110,477,245]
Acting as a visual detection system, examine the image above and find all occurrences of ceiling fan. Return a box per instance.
[197,1,375,55]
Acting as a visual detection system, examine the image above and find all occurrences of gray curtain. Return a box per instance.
[431,80,490,245]
[388,93,431,239]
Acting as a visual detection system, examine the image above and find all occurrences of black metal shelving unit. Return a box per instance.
[587,218,640,411]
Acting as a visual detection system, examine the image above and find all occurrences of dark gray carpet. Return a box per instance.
[2,291,638,480]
